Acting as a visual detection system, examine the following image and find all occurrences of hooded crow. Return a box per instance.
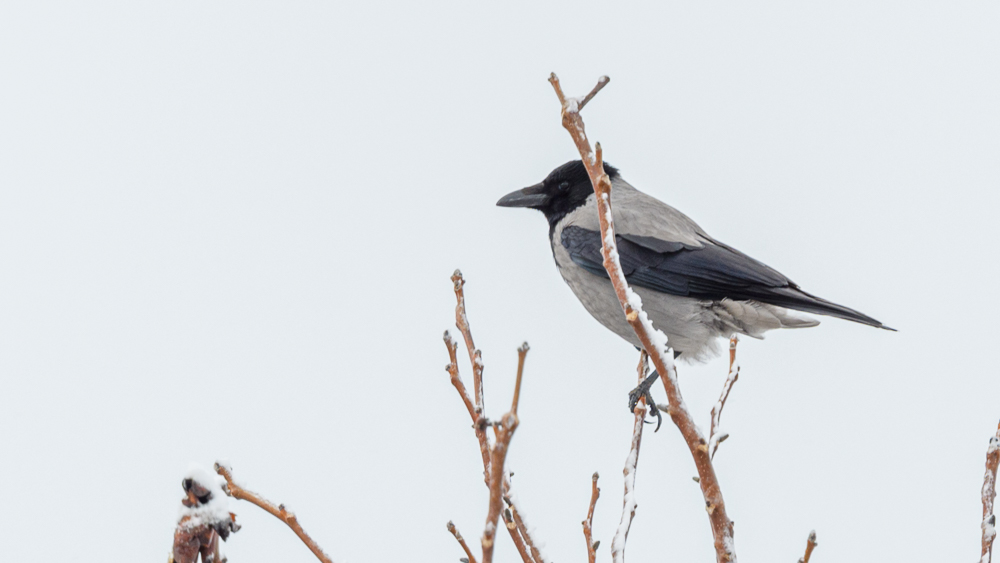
[498,160,891,366]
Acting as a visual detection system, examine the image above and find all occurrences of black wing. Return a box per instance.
[560,226,887,328]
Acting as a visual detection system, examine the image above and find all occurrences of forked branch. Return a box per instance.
[548,72,735,562]
[214,462,332,563]
[710,336,741,459]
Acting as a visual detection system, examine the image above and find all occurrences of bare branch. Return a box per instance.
[982,421,1000,563]
[452,269,485,414]
[503,507,536,563]
[482,342,531,563]
[549,72,736,563]
[797,530,817,563]
[448,521,479,563]
[583,472,601,563]
[611,351,649,563]
[505,476,547,563]
[214,462,333,563]
[445,330,491,480]
[710,335,741,460]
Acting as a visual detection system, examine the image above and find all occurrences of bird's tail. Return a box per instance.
[764,287,895,331]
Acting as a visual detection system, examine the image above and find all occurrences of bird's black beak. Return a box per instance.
[496,183,548,209]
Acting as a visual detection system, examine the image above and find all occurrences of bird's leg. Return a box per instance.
[628,370,662,431]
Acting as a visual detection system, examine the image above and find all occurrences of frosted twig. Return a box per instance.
[982,421,1000,563]
[505,475,547,563]
[583,472,600,563]
[611,351,649,563]
[797,530,817,563]
[447,521,479,563]
[503,507,535,563]
[709,336,741,460]
[214,462,332,563]
[549,72,736,563]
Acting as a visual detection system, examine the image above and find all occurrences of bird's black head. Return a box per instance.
[497,160,619,229]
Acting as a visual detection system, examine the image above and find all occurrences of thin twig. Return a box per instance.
[482,357,526,563]
[583,472,601,563]
[214,462,333,563]
[448,521,479,563]
[797,530,817,563]
[503,507,536,563]
[452,269,485,414]
[611,351,648,563]
[445,330,491,480]
[505,476,547,563]
[709,335,741,460]
[549,72,736,563]
[444,273,537,563]
[982,421,1000,563]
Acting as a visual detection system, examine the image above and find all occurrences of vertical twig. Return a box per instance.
[797,530,817,563]
[452,270,485,414]
[548,72,736,562]
[982,421,1000,563]
[445,330,491,480]
[583,472,601,563]
[610,351,649,563]
[709,336,741,459]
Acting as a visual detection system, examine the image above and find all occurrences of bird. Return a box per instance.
[498,160,891,418]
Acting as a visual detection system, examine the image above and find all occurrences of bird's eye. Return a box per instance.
[558,181,570,191]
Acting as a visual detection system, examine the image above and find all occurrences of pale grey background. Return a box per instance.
[1,2,997,561]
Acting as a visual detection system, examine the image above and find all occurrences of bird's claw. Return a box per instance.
[627,370,663,432]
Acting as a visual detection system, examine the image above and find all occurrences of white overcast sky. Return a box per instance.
[1,2,998,562]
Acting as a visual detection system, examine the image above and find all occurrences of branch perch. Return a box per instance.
[214,462,333,563]
[549,72,736,563]
[611,351,649,563]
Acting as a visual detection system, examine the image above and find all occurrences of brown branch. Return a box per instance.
[610,351,648,563]
[503,507,536,563]
[448,521,479,563]
[444,273,536,563]
[583,472,601,563]
[709,336,741,460]
[482,356,526,563]
[982,421,1000,563]
[549,72,736,563]
[505,475,546,563]
[452,269,485,414]
[214,462,333,563]
[445,330,491,479]
[797,530,817,563]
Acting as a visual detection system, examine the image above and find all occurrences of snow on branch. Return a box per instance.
[214,462,333,563]
[548,72,736,563]
[611,351,650,563]
[797,530,817,563]
[982,421,1000,563]
[171,465,241,563]
[444,270,542,563]
[709,336,741,460]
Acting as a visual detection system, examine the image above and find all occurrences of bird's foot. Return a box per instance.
[627,370,662,432]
